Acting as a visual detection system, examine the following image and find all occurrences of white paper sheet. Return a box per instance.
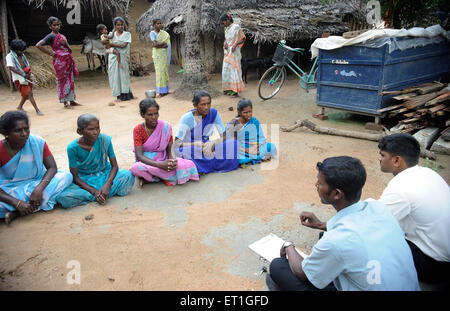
[248,233,310,262]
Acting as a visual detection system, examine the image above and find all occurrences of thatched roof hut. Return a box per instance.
[0,0,131,88]
[136,0,367,43]
[135,0,367,74]
[6,0,131,44]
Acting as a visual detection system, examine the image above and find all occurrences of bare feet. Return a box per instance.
[64,103,74,109]
[5,211,20,225]
[16,106,25,111]
[138,178,148,188]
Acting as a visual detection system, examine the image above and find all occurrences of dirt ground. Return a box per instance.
[0,60,449,290]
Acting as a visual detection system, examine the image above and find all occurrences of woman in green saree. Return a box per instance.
[150,19,171,97]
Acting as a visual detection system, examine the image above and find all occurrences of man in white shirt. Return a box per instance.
[378,133,450,283]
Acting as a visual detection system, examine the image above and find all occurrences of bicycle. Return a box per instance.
[257,40,319,100]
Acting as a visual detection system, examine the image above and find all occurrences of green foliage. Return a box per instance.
[423,158,441,173]
[319,0,448,28]
[379,0,445,28]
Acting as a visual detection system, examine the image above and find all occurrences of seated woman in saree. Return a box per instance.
[226,99,277,166]
[174,90,239,174]
[36,16,80,109]
[55,114,135,208]
[220,13,246,97]
[107,17,135,102]
[0,111,72,224]
[130,99,199,188]
[150,19,171,97]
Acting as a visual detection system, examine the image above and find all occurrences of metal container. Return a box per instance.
[316,38,450,117]
[145,90,156,98]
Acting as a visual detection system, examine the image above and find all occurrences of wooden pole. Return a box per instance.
[281,119,437,159]
[8,5,19,39]
[1,0,13,90]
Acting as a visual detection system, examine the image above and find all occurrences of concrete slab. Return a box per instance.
[431,137,450,155]
[413,127,440,150]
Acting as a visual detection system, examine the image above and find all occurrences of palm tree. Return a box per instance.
[175,0,218,97]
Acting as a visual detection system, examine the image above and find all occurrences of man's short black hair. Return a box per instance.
[316,156,367,202]
[11,39,27,52]
[378,133,420,167]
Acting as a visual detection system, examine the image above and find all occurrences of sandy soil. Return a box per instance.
[0,62,449,290]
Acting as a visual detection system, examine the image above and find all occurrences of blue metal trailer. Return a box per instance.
[316,37,450,123]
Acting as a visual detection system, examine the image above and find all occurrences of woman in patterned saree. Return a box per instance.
[36,16,80,109]
[130,99,199,187]
[220,13,246,97]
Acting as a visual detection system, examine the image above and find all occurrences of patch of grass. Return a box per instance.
[423,158,442,173]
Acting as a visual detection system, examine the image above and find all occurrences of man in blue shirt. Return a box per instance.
[267,156,420,291]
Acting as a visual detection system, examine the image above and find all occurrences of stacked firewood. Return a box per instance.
[377,82,450,133]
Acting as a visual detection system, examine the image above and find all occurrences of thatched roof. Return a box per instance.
[24,0,131,18]
[136,0,366,43]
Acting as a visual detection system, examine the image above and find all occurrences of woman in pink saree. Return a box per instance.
[130,99,199,188]
[36,16,79,109]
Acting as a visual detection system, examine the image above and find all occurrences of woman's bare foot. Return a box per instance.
[138,178,149,188]
[64,103,74,109]
[5,211,20,225]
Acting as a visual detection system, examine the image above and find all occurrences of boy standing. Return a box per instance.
[6,39,43,115]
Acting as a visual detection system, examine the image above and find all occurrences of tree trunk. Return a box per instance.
[203,33,216,74]
[175,0,218,98]
[1,0,13,90]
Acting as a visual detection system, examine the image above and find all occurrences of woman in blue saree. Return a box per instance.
[226,99,276,165]
[174,90,239,174]
[0,111,72,224]
[56,114,135,208]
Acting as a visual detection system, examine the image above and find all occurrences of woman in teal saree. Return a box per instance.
[226,99,277,165]
[56,114,135,208]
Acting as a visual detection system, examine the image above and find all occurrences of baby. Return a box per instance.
[97,24,123,68]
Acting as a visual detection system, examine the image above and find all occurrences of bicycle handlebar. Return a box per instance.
[279,40,304,53]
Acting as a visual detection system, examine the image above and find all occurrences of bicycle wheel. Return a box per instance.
[258,66,286,100]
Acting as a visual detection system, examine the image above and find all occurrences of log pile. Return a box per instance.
[378,82,450,133]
